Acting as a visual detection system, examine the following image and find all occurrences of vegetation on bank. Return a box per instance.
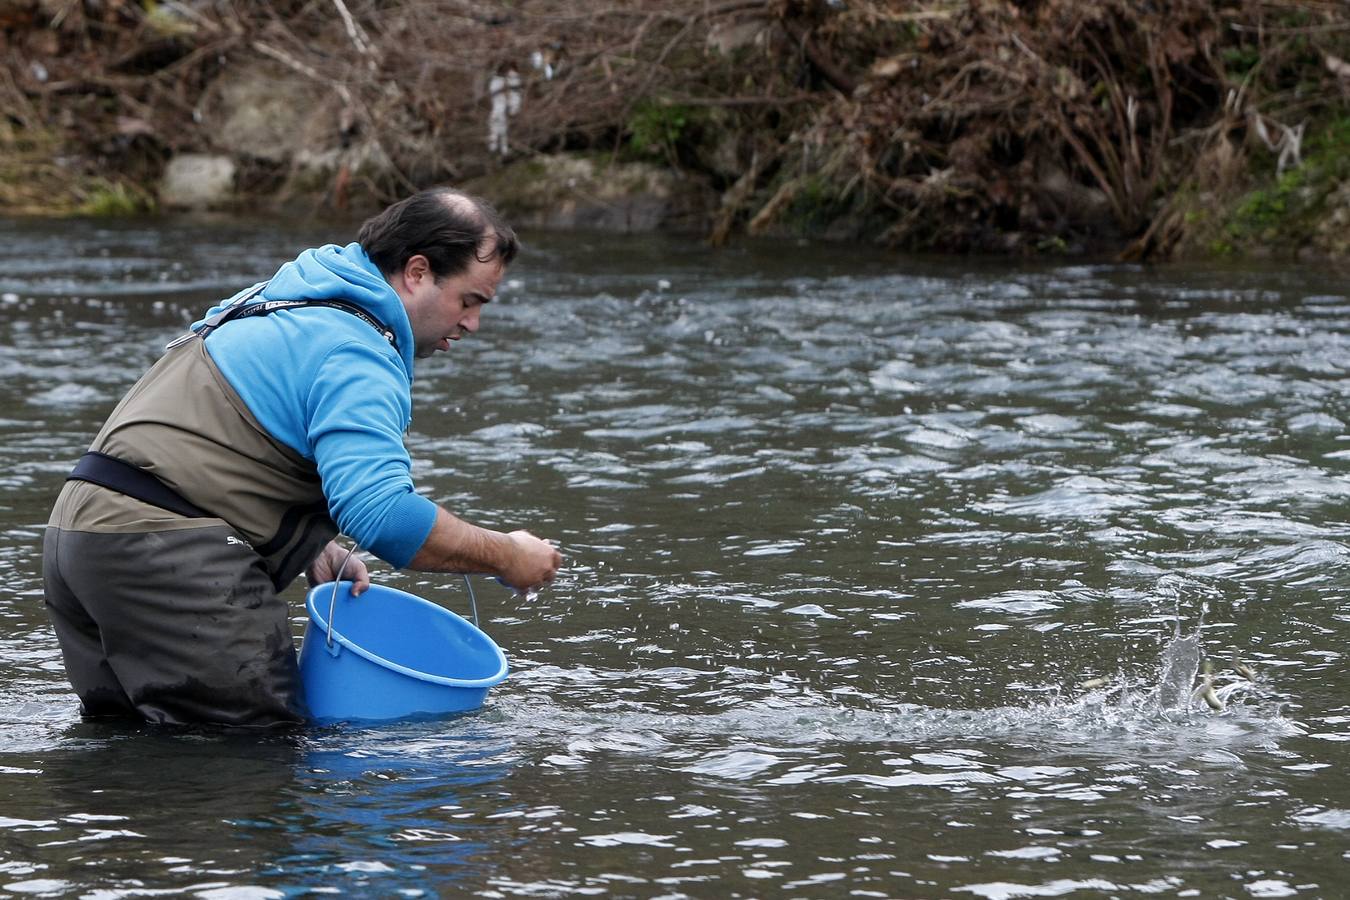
[0,0,1347,259]
[1199,113,1350,259]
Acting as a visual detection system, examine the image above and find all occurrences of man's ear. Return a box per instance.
[402,254,431,288]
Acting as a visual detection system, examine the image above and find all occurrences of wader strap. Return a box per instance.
[68,451,212,519]
[166,282,398,351]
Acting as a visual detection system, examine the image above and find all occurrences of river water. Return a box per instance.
[0,216,1347,898]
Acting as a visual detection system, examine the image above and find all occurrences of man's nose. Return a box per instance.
[461,307,481,333]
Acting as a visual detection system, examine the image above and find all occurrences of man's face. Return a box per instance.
[401,253,504,359]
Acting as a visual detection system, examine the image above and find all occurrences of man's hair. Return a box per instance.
[357,188,518,280]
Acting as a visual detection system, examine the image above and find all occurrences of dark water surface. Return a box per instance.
[1,216,1347,898]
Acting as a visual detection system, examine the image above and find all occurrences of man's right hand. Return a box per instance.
[499,529,562,592]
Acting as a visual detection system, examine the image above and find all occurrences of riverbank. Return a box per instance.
[1,0,1347,260]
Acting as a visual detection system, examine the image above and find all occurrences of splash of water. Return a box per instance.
[486,625,1295,755]
[1152,632,1202,711]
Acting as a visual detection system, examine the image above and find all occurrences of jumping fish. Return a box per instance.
[1192,659,1224,712]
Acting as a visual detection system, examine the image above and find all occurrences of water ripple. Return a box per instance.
[1,226,1347,896]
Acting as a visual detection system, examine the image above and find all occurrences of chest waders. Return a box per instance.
[42,293,398,727]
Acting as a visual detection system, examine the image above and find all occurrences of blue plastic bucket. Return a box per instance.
[298,581,508,723]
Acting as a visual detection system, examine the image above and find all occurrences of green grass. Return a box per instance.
[79,181,153,216]
[1221,114,1350,250]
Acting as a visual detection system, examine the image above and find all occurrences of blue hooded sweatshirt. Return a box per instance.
[193,243,438,568]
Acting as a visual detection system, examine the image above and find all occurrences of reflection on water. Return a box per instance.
[0,216,1348,897]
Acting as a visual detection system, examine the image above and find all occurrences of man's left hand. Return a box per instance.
[306,541,372,596]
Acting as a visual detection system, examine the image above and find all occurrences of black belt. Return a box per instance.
[68,452,212,519]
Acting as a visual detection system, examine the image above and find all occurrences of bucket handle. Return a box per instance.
[323,544,482,650]
[325,543,359,649]
[461,574,480,627]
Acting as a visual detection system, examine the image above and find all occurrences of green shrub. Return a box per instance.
[628,101,692,159]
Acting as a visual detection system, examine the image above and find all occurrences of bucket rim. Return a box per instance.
[304,581,508,689]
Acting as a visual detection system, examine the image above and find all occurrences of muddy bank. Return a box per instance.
[1,0,1347,260]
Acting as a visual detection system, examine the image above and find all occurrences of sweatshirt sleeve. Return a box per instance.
[304,339,438,567]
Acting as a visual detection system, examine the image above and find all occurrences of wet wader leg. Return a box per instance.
[42,528,138,718]
[45,524,307,728]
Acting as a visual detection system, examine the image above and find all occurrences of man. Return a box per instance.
[42,188,561,727]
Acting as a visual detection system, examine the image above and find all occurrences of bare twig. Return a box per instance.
[252,40,354,105]
[330,0,376,58]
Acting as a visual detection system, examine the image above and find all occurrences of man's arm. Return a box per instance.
[407,506,561,591]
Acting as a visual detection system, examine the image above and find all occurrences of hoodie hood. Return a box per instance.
[200,243,416,377]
